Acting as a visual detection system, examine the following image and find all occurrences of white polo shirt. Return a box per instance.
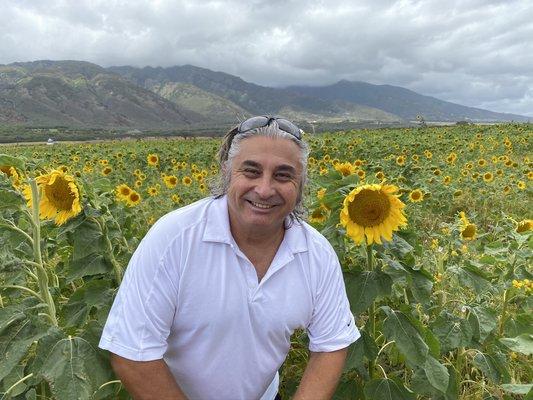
[99,196,359,400]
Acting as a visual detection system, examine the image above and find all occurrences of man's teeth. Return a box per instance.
[250,201,274,209]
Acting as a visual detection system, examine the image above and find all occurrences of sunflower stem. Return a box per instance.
[498,289,509,336]
[366,243,376,380]
[29,179,58,326]
[99,216,123,285]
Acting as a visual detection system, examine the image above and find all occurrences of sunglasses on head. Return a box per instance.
[237,116,302,140]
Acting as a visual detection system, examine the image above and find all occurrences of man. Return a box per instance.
[99,116,360,399]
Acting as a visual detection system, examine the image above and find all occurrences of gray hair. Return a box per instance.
[210,122,309,227]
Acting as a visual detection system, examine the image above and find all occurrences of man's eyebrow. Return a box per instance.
[239,160,261,168]
[275,165,297,174]
[239,160,297,174]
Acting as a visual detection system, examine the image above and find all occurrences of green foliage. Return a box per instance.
[1,124,532,399]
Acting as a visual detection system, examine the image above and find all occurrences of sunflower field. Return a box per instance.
[0,123,532,399]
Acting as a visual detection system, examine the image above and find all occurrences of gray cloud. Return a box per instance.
[1,0,532,116]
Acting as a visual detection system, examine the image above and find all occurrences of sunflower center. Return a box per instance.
[1,166,15,177]
[461,224,476,238]
[45,177,76,211]
[347,189,391,227]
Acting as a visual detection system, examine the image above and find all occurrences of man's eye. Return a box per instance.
[243,169,259,176]
[276,173,292,180]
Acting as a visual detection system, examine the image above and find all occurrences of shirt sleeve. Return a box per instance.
[98,230,179,361]
[307,247,360,352]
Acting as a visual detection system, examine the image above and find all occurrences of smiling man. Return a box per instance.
[99,116,360,400]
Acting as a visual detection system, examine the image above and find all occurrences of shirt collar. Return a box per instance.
[202,195,308,254]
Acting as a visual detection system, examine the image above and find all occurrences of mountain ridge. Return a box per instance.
[0,60,529,131]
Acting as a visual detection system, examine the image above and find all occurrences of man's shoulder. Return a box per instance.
[294,220,336,255]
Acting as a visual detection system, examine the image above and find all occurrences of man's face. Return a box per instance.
[227,135,303,236]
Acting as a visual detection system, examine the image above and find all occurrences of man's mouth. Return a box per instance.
[247,200,275,209]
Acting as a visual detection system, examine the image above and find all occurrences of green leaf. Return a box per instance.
[382,234,414,259]
[0,365,27,397]
[412,365,457,399]
[25,388,37,400]
[31,328,111,400]
[66,253,113,282]
[0,309,49,382]
[467,306,498,343]
[345,271,392,315]
[364,378,416,400]
[0,154,26,171]
[408,269,433,306]
[381,306,428,365]
[499,334,533,356]
[431,311,473,352]
[500,384,533,395]
[344,330,378,378]
[0,186,25,210]
[65,218,113,282]
[473,352,509,384]
[449,264,493,293]
[61,280,114,328]
[504,313,533,336]
[423,356,449,394]
[333,379,363,400]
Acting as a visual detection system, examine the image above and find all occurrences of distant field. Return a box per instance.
[1,124,531,399]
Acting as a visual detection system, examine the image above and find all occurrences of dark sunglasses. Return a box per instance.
[237,116,302,140]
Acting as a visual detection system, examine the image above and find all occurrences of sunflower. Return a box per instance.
[375,171,385,181]
[446,153,457,164]
[483,172,494,183]
[182,176,192,186]
[0,165,20,180]
[163,175,178,188]
[171,194,182,204]
[147,153,159,166]
[102,167,112,176]
[309,205,329,224]
[25,170,82,225]
[147,186,159,196]
[317,188,326,200]
[334,162,356,177]
[125,191,141,207]
[115,184,132,200]
[443,176,452,185]
[408,189,424,202]
[340,183,407,245]
[516,219,532,233]
[517,181,526,190]
[458,211,476,240]
[396,155,406,166]
[356,169,366,180]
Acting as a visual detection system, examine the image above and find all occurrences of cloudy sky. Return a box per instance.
[1,0,532,116]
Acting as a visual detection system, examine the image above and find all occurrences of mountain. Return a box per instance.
[286,80,529,122]
[108,65,400,123]
[150,81,251,123]
[0,60,204,128]
[0,60,529,131]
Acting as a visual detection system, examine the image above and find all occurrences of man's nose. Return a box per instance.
[254,176,276,198]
